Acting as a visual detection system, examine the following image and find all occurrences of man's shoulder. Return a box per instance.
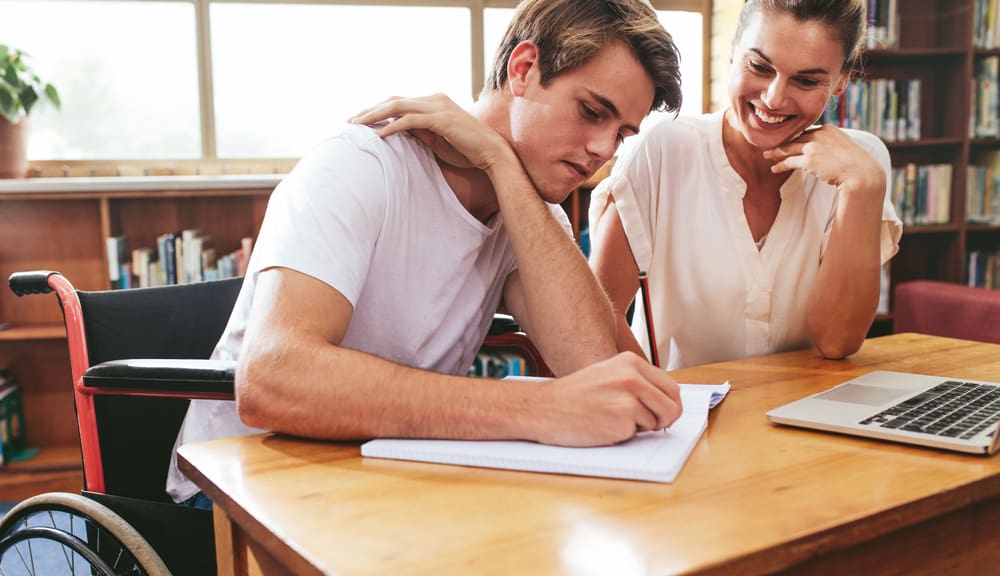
[312,123,428,162]
[285,124,435,195]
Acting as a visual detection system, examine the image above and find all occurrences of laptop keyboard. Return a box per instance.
[859,381,1000,440]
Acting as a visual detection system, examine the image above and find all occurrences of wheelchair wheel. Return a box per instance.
[0,492,170,576]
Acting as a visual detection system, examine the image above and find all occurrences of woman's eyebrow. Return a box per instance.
[749,48,831,76]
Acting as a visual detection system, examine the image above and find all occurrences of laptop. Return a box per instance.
[767,370,1000,455]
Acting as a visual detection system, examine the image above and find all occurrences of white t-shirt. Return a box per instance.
[167,124,571,502]
[590,111,903,370]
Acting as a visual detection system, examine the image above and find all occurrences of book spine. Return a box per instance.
[105,236,130,290]
[163,233,177,285]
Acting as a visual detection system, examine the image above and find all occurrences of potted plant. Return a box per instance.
[0,44,60,178]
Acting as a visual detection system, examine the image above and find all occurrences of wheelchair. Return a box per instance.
[0,270,549,575]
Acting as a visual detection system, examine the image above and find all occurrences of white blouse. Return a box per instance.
[590,111,903,369]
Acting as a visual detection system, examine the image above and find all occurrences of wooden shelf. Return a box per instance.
[0,324,65,341]
[0,444,82,501]
[867,47,968,58]
[0,181,277,498]
[885,137,964,149]
[856,1,999,318]
[3,444,80,474]
[900,224,962,235]
[965,224,1000,232]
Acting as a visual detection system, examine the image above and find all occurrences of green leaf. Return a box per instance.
[2,66,20,89]
[0,44,59,118]
[20,85,37,116]
[0,88,14,121]
[44,83,60,108]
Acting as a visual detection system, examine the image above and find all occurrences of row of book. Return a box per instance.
[869,0,999,51]
[866,0,899,50]
[821,78,921,143]
[967,163,1000,224]
[971,56,999,140]
[866,0,1000,50]
[107,231,253,289]
[890,163,952,227]
[467,351,532,379]
[967,249,1000,288]
[975,0,1000,49]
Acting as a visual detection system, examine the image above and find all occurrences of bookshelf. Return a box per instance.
[0,177,276,497]
[856,1,999,327]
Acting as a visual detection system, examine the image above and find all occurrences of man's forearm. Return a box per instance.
[237,333,542,441]
[238,334,684,448]
[486,150,618,374]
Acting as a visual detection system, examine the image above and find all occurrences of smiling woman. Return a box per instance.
[588,0,903,371]
[0,0,706,166]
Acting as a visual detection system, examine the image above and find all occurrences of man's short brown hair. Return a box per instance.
[485,0,683,113]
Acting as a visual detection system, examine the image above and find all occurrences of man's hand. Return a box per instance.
[349,93,511,171]
[527,352,683,447]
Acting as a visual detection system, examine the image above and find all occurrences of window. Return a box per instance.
[0,0,708,163]
[0,1,201,159]
[211,4,471,157]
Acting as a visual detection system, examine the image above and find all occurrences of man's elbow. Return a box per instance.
[235,354,280,430]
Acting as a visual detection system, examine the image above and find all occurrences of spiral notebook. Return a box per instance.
[361,382,730,483]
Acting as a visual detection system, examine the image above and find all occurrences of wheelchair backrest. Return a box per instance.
[77,277,242,502]
[78,277,243,365]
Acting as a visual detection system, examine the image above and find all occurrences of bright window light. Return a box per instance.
[1,1,704,161]
[0,0,201,159]
[211,3,471,158]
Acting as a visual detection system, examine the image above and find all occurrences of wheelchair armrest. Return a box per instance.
[82,317,526,394]
[483,314,553,378]
[83,359,235,395]
[489,313,521,335]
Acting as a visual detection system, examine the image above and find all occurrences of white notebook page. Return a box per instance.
[361,382,730,483]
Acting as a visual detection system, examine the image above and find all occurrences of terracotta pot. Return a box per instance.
[0,116,28,179]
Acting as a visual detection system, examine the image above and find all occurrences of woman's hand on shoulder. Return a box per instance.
[761,125,885,198]
[348,93,512,171]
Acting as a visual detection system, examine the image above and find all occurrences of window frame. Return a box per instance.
[25,0,710,174]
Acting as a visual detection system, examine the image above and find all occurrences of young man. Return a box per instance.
[167,0,685,505]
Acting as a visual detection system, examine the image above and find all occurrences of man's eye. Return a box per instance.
[797,77,820,87]
[580,103,600,120]
[749,61,770,73]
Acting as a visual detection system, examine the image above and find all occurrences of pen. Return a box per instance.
[638,271,660,368]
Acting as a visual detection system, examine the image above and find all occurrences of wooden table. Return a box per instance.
[178,334,1000,575]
